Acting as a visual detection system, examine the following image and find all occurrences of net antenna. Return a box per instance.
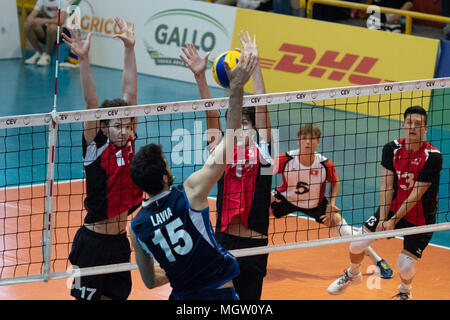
[41,0,64,282]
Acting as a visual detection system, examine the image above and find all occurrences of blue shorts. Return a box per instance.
[169,287,239,300]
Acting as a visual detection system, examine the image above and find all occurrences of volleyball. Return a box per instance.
[212,50,241,88]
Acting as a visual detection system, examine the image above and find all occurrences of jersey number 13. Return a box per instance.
[396,171,415,191]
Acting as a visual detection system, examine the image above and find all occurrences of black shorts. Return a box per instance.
[271,190,329,224]
[68,226,132,300]
[363,210,433,258]
[215,232,268,300]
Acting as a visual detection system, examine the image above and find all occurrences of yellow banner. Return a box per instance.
[233,9,438,119]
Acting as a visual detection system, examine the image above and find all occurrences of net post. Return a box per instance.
[41,111,58,282]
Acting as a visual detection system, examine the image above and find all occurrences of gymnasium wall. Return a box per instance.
[0,0,21,59]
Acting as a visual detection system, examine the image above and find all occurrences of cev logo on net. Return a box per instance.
[259,43,393,86]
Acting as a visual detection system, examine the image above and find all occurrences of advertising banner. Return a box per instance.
[78,0,236,87]
[233,9,439,118]
[74,1,439,118]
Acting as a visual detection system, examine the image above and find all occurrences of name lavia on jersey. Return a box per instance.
[150,207,173,227]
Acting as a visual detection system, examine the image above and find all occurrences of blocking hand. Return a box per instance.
[62,29,92,60]
[113,17,135,48]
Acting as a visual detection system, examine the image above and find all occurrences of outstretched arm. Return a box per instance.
[114,17,137,106]
[180,43,222,145]
[238,31,271,142]
[62,29,98,144]
[184,52,258,210]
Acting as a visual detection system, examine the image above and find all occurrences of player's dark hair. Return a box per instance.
[225,106,256,127]
[130,143,169,195]
[99,98,129,126]
[404,106,427,124]
[242,107,256,126]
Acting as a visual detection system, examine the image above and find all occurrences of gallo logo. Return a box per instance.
[260,43,392,85]
[144,9,230,67]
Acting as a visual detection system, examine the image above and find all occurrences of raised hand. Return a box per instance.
[180,43,210,77]
[224,51,257,89]
[113,17,135,48]
[62,29,92,60]
[238,30,259,59]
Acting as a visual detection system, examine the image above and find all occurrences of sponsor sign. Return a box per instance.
[77,0,236,85]
[233,9,438,118]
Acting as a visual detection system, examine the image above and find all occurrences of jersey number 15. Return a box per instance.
[152,218,194,263]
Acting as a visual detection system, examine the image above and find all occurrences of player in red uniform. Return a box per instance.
[63,18,143,300]
[328,106,442,300]
[272,123,392,278]
[180,31,272,300]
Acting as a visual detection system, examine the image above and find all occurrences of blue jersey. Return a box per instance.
[131,185,239,296]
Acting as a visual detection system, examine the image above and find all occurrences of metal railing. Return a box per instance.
[303,0,450,35]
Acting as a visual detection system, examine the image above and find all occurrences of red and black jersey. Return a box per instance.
[215,133,272,236]
[382,138,442,226]
[82,131,143,224]
[273,150,338,209]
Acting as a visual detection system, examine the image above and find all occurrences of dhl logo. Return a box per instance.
[259,43,394,85]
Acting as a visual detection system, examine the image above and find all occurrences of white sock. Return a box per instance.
[348,263,360,276]
[365,246,381,264]
[399,283,412,293]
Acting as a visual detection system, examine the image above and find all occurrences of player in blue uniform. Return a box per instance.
[129,50,259,300]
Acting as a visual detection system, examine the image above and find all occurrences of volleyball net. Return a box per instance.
[1,78,450,285]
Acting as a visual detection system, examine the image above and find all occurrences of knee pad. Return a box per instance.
[397,253,416,281]
[349,239,373,255]
[334,224,354,237]
[348,228,373,254]
[333,218,355,237]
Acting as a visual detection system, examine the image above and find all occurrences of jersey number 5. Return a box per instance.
[295,181,310,195]
[152,218,194,263]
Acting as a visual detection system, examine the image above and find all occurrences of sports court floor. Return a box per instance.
[0,57,449,300]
